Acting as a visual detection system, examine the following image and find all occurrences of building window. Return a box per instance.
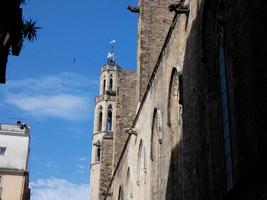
[107,105,113,132]
[118,186,124,200]
[98,106,103,132]
[150,109,162,199]
[103,79,106,95]
[109,75,113,91]
[0,147,6,156]
[96,146,101,162]
[94,141,101,162]
[218,30,234,191]
[126,168,133,199]
[166,68,182,199]
[150,109,162,161]
[168,68,183,127]
[137,140,147,186]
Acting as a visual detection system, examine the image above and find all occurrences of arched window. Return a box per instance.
[168,68,183,127]
[126,168,133,199]
[109,75,113,91]
[107,105,113,132]
[137,140,147,186]
[150,109,162,161]
[150,109,162,199]
[118,186,124,200]
[103,79,106,95]
[94,140,101,162]
[166,68,183,199]
[98,106,103,132]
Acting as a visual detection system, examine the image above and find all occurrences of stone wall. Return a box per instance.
[136,0,176,102]
[99,136,113,200]
[113,71,137,171]
[103,0,267,199]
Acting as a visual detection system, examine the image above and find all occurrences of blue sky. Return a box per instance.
[0,0,137,199]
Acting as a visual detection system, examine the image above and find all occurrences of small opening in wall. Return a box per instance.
[0,147,6,156]
[107,105,113,132]
[109,77,113,91]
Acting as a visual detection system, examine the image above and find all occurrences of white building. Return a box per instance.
[0,123,30,200]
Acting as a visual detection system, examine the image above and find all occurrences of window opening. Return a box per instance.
[109,77,113,91]
[219,30,234,191]
[98,107,103,132]
[96,146,101,162]
[107,105,113,131]
[103,79,106,95]
[0,147,6,156]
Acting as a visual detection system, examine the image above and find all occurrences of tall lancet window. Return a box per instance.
[98,106,103,132]
[103,78,106,95]
[109,75,113,91]
[94,140,101,162]
[107,105,113,132]
[218,28,234,191]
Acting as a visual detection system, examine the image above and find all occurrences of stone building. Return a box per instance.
[89,53,136,200]
[89,0,267,199]
[0,123,31,200]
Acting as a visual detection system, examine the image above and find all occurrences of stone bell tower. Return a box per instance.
[89,49,120,200]
[89,41,137,199]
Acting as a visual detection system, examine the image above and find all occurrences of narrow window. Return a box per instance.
[179,75,183,106]
[166,68,182,199]
[137,140,146,185]
[103,79,106,95]
[126,168,133,199]
[107,105,113,132]
[219,30,234,191]
[94,141,101,162]
[109,77,113,91]
[118,186,124,200]
[96,146,101,162]
[98,107,103,132]
[0,147,6,156]
[150,109,162,199]
[168,68,180,127]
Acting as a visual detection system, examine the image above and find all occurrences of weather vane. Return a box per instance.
[107,40,116,65]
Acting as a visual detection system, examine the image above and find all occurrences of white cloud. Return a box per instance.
[5,93,88,121]
[1,73,97,121]
[30,178,89,200]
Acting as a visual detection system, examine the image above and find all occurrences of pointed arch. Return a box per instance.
[137,139,147,186]
[167,68,183,128]
[150,108,162,199]
[98,106,103,132]
[102,75,106,95]
[125,167,133,199]
[94,140,101,162]
[166,68,183,199]
[150,108,163,161]
[118,186,124,200]
[109,74,113,91]
[107,105,113,132]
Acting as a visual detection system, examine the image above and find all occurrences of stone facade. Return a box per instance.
[90,0,267,199]
[89,60,136,200]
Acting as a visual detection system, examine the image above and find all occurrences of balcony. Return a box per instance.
[96,94,116,103]
[101,64,121,72]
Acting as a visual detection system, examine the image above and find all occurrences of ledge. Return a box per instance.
[95,94,116,103]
